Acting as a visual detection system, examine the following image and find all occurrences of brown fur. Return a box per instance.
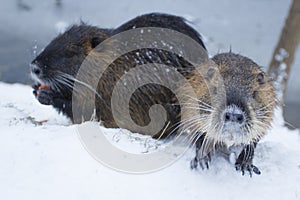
[180,53,275,146]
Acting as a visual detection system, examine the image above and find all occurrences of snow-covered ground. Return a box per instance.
[1,82,300,200]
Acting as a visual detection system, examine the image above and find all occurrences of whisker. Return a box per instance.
[183,106,213,113]
[57,72,112,109]
[183,94,214,109]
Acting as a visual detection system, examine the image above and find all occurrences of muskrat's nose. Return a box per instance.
[225,112,244,124]
[33,66,41,75]
[30,63,42,77]
[223,104,245,124]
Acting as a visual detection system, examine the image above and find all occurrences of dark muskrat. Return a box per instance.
[31,12,207,135]
[30,13,275,176]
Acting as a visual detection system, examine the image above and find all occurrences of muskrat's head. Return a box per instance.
[180,53,276,147]
[30,24,108,92]
[210,53,276,146]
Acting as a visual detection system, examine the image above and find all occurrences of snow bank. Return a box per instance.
[0,82,299,200]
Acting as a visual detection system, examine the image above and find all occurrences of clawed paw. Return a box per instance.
[235,162,261,177]
[36,89,54,105]
[33,84,54,105]
[190,154,211,170]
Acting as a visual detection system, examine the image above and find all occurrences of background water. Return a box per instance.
[0,0,299,127]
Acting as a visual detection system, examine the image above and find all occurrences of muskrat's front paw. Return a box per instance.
[35,88,54,105]
[32,83,40,96]
[190,154,211,170]
[32,84,54,105]
[235,161,261,177]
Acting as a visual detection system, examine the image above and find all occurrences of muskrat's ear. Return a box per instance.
[90,37,102,49]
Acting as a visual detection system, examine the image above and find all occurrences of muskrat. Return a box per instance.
[30,13,275,176]
[184,53,276,176]
[31,12,206,123]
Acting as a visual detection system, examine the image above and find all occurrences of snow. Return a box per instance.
[55,21,69,34]
[272,47,290,102]
[275,48,289,62]
[1,82,300,200]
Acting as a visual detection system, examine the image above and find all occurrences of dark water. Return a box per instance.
[0,32,34,84]
[0,0,60,84]
[0,0,299,128]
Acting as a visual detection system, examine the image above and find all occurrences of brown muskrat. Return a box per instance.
[182,53,276,176]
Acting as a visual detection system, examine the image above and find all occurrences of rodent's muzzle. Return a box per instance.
[219,104,248,145]
[223,105,245,125]
[31,64,42,77]
[30,60,45,83]
[222,104,246,128]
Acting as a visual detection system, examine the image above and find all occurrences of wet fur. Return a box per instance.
[31,13,206,134]
[181,53,276,175]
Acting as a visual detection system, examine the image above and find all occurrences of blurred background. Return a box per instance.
[0,0,299,127]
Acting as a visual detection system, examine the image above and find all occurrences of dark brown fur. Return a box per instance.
[31,13,206,136]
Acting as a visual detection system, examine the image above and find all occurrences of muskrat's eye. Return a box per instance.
[257,72,265,84]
